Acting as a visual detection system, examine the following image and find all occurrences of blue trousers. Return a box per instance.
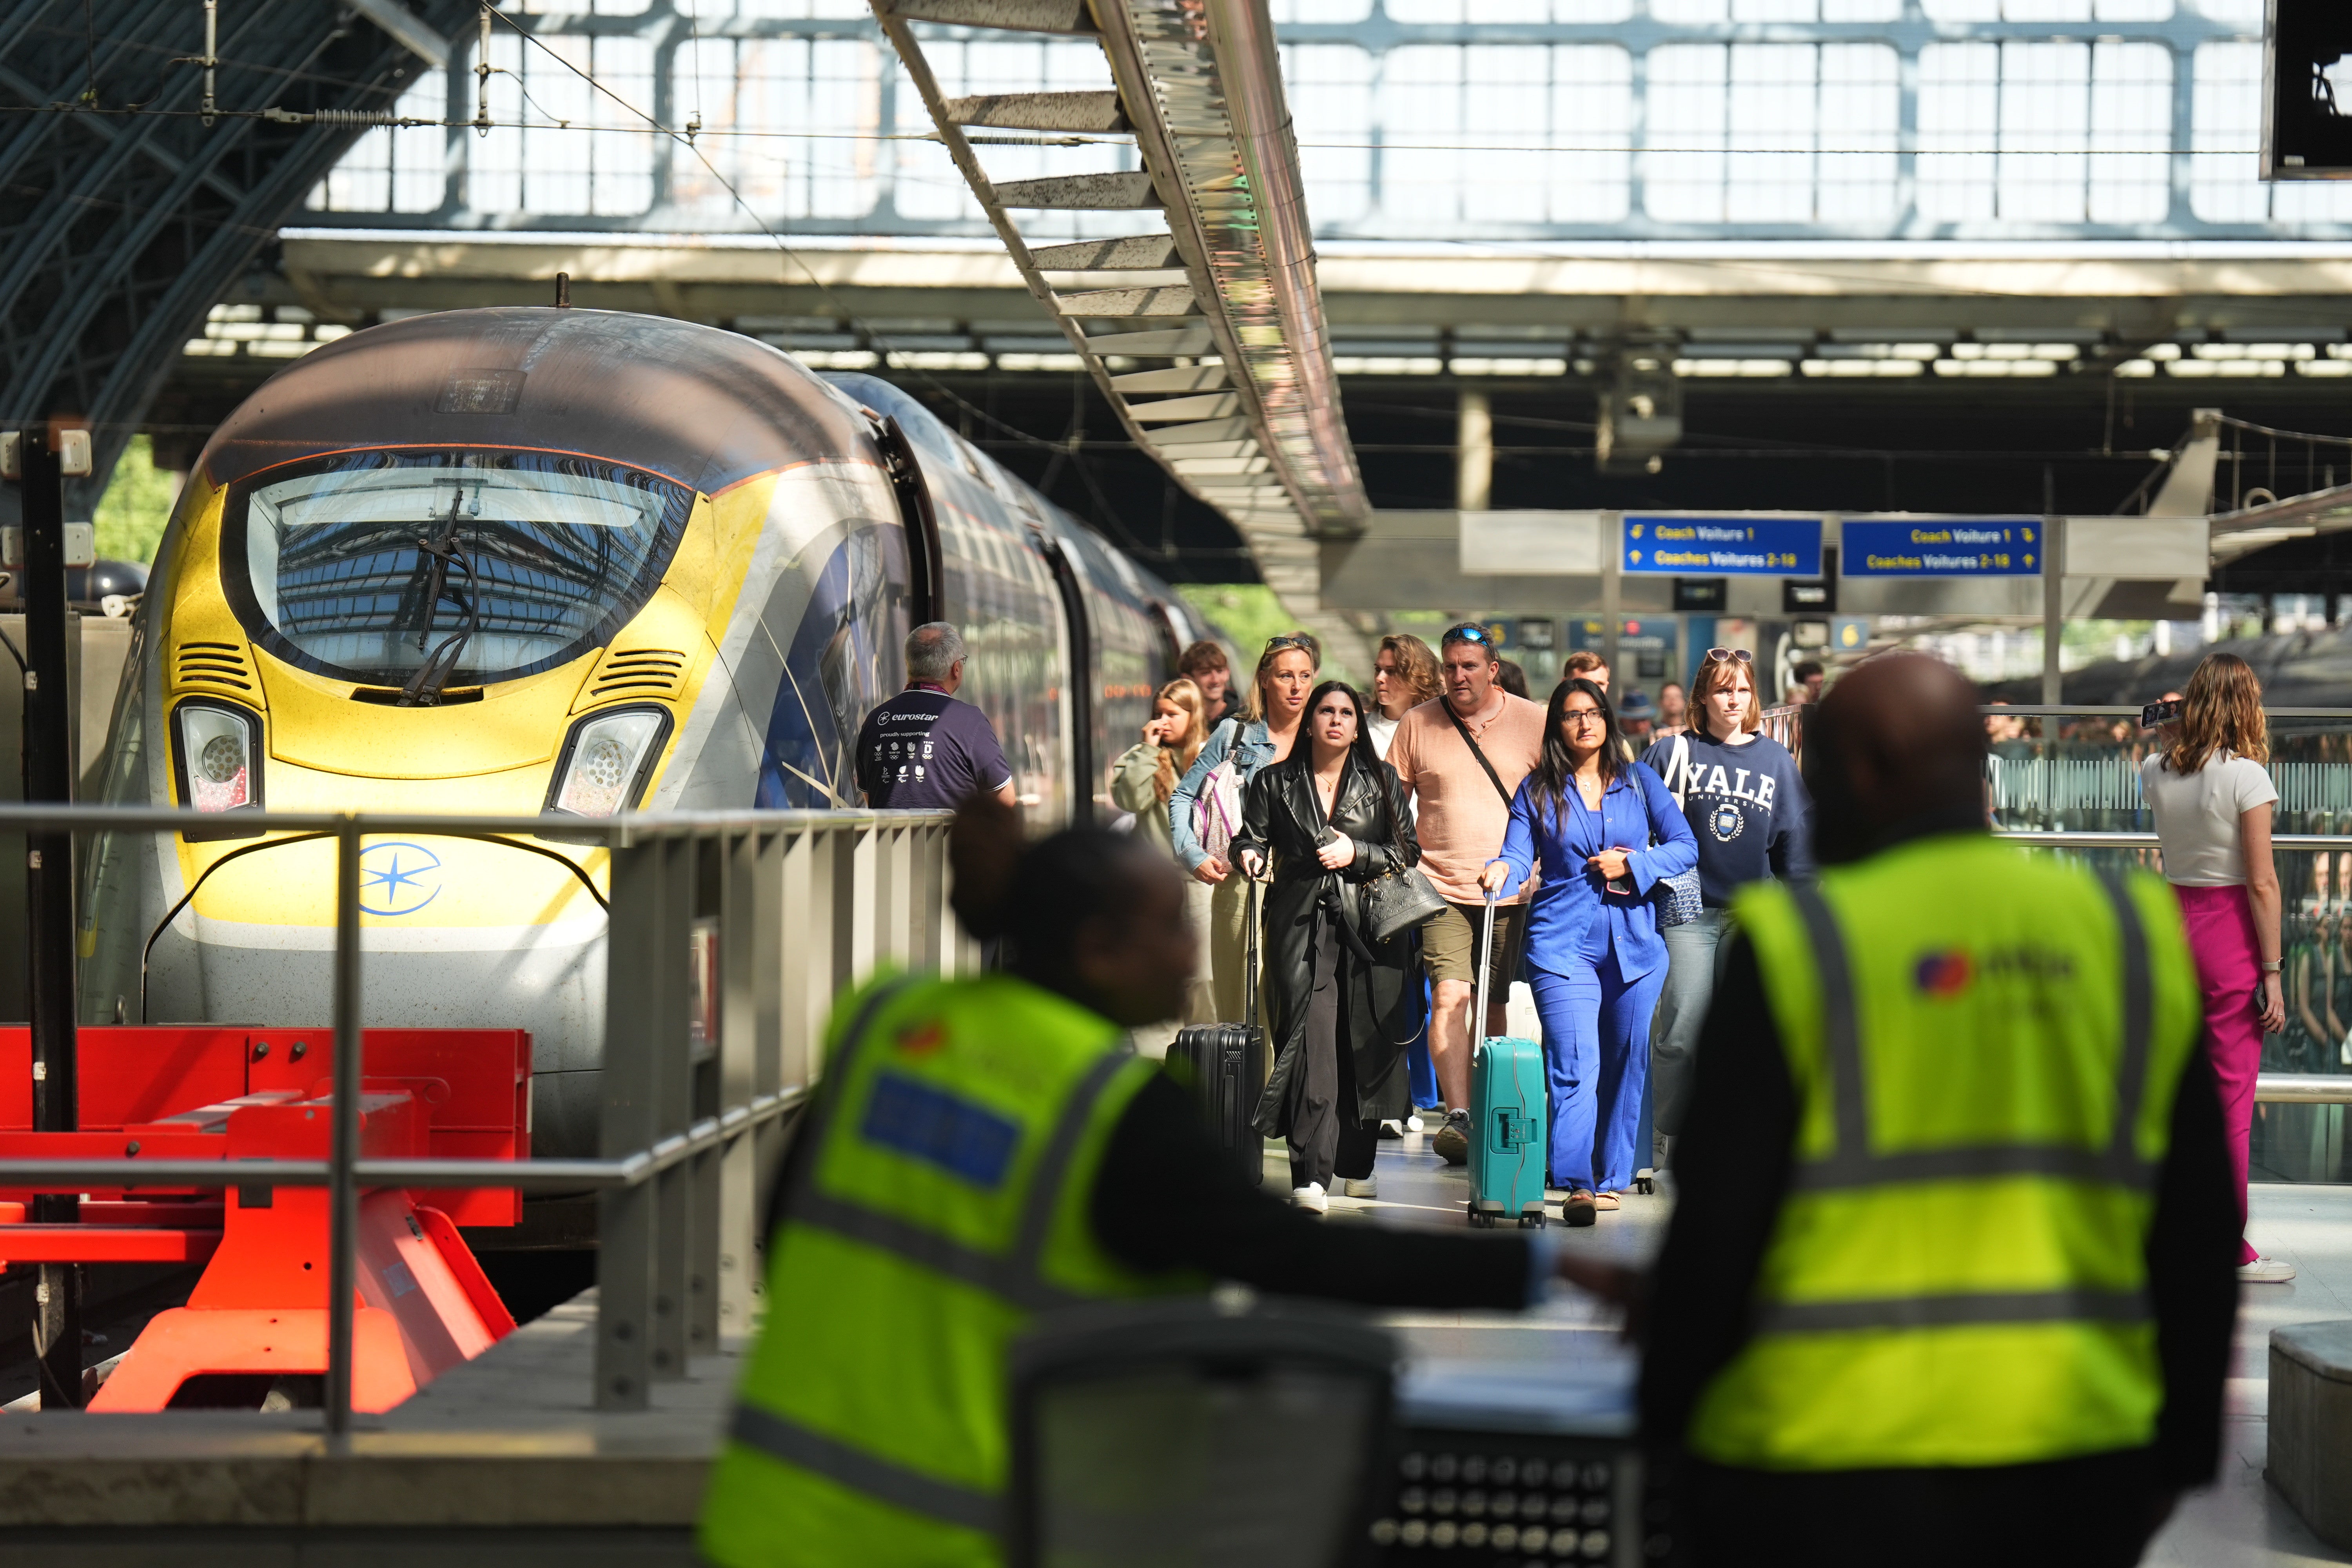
[1531,955,1666,1194]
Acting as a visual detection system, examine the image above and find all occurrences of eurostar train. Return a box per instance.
[77,307,1208,1156]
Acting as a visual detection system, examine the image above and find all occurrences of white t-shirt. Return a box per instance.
[2140,750,2278,887]
[1366,712,1399,761]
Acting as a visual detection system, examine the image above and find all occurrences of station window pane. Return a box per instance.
[1644,43,1727,222]
[309,70,446,214]
[672,37,882,220]
[1644,43,1893,225]
[1817,43,1899,223]
[465,33,656,216]
[1379,45,1629,229]
[1270,0,1374,22]
[2088,40,2171,224]
[1284,45,1372,225]
[1998,40,2089,223]
[2189,39,2273,223]
[1917,42,1997,220]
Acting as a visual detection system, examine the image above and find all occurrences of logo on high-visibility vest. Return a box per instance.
[1913,950,1973,997]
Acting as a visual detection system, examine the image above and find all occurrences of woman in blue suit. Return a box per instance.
[1479,678,1697,1225]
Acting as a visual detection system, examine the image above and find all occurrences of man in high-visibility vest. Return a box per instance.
[701,798,1589,1568]
[1602,655,2240,1566]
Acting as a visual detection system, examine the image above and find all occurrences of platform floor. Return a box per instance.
[0,1129,2344,1563]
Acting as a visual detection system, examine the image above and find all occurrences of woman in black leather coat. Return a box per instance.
[1234,681,1424,1209]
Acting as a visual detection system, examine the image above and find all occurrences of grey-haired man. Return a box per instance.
[855,622,1017,809]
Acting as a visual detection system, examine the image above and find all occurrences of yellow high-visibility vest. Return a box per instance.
[699,971,1183,1567]
[1691,833,2201,1471]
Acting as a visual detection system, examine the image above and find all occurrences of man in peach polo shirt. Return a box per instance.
[1386,622,1548,1164]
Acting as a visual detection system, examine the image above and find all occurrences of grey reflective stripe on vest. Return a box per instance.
[786,994,1136,1312]
[1789,884,1869,1160]
[2096,870,2155,1161]
[1756,1286,2151,1335]
[730,1404,1003,1534]
[1786,874,2156,1194]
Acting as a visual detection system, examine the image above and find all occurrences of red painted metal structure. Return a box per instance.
[0,1026,528,1411]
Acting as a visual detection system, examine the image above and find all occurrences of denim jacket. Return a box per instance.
[1168,718,1279,872]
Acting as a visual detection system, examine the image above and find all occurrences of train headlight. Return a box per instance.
[171,702,263,817]
[547,706,670,818]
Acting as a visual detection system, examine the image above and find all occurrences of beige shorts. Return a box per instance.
[1422,900,1528,994]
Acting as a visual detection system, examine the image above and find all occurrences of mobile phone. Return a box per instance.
[2141,699,2183,729]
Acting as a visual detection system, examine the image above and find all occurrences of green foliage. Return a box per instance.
[1175,583,1357,686]
[93,436,176,565]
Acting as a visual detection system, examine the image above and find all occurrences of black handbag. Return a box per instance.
[1359,762,1446,942]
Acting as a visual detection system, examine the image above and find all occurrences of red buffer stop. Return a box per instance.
[0,1027,530,1411]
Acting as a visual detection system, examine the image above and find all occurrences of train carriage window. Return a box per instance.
[221,449,695,689]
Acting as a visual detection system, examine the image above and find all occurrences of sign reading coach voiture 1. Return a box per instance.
[1622,515,1822,577]
[1842,517,2043,577]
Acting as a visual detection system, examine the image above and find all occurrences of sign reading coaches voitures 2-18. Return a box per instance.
[1842,517,2043,577]
[1621,515,1822,577]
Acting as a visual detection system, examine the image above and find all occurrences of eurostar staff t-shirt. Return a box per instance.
[855,689,1014,809]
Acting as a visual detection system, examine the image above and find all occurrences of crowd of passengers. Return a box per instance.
[1130,626,1812,1222]
[857,618,2288,1279]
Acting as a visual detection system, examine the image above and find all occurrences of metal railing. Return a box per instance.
[1993,826,2352,1107]
[0,802,966,1431]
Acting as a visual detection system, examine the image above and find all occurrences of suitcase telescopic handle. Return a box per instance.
[1244,864,1262,1032]
[1475,859,1510,1044]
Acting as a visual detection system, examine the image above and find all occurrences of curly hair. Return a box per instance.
[1378,633,1444,711]
[2165,652,2268,776]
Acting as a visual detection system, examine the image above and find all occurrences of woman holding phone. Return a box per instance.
[2140,653,2293,1283]
[1111,677,1213,1035]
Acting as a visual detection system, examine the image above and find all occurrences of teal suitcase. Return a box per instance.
[1466,879,1547,1229]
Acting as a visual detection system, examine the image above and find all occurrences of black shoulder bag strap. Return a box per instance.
[1443,701,1515,809]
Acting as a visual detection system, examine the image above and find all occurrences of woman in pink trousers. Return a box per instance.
[2141,653,2294,1283]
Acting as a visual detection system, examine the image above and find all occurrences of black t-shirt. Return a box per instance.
[855,688,1014,809]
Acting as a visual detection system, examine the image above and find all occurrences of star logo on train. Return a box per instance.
[359,841,443,917]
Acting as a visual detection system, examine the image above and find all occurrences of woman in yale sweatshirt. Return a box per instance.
[1639,650,1812,1163]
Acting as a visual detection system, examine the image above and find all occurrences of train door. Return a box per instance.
[1028,527,1096,826]
[867,414,945,630]
[1146,599,1185,681]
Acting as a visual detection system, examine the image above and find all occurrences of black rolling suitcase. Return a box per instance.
[1167,874,1265,1187]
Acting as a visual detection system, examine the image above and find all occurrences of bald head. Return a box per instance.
[1802,654,1987,865]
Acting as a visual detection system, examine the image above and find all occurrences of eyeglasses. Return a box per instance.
[1704,648,1755,664]
[1562,708,1608,727]
[1263,635,1314,653]
[1442,624,1493,647]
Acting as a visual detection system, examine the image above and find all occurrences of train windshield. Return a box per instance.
[223,449,695,688]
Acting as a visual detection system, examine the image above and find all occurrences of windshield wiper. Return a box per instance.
[397,491,482,708]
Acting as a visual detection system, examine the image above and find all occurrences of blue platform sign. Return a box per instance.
[1843,517,2043,577]
[1622,515,1822,577]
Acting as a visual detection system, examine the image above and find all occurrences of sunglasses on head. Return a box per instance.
[1704,648,1755,664]
[1263,635,1313,653]
[1443,625,1493,647]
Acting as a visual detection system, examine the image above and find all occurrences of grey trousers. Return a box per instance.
[1651,907,1733,1157]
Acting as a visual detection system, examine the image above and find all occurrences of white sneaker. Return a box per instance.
[1292,1182,1328,1214]
[2239,1256,2298,1283]
[1342,1176,1378,1200]
[1405,1114,1426,1134]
